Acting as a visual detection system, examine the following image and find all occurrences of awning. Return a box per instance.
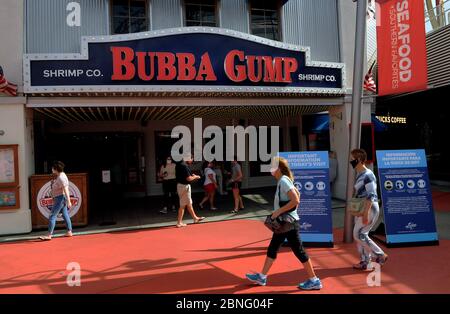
[307,113,388,133]
[32,105,338,123]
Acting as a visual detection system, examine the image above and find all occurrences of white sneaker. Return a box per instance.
[159,209,168,214]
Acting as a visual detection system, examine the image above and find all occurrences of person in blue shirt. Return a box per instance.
[350,149,388,270]
[246,157,322,290]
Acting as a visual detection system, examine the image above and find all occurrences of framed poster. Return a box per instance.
[0,187,20,210]
[0,145,19,187]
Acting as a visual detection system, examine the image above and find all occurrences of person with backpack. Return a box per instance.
[245,157,322,290]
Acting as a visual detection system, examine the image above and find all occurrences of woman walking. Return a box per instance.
[229,157,244,214]
[245,157,322,290]
[158,156,177,214]
[199,161,219,211]
[350,149,388,270]
[39,161,73,241]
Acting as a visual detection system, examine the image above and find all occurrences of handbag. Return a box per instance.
[264,179,298,234]
[348,195,366,216]
[264,215,297,234]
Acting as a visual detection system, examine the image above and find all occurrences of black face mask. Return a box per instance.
[350,159,359,169]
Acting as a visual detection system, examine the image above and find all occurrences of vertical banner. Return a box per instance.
[376,0,428,96]
[376,150,439,246]
[279,152,334,247]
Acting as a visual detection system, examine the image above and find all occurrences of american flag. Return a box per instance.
[0,66,18,96]
[364,63,377,93]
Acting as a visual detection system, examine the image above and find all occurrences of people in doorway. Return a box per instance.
[329,151,338,189]
[213,162,227,195]
[228,157,244,214]
[199,161,218,211]
[350,149,388,270]
[39,161,73,241]
[245,157,322,290]
[158,156,177,214]
[175,154,206,228]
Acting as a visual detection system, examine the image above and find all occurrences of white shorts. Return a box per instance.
[177,183,192,208]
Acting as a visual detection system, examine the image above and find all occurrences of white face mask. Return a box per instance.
[270,168,278,176]
[166,160,172,164]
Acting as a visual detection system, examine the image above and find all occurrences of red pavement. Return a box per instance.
[0,219,449,294]
[432,190,450,212]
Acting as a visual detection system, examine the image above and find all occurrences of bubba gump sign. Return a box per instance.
[24,28,345,94]
[30,174,88,229]
[111,48,299,83]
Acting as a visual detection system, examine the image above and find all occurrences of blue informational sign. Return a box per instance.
[279,151,334,245]
[376,150,438,245]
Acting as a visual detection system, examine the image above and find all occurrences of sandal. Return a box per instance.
[230,209,239,214]
[39,236,52,241]
[376,254,389,266]
[353,261,369,270]
[176,223,187,228]
[194,217,206,224]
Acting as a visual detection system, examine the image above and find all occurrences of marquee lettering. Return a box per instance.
[111,47,298,83]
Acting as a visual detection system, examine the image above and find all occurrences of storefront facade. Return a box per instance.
[0,0,374,235]
[375,23,450,184]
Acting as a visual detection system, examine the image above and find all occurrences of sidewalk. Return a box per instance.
[432,186,450,213]
[0,187,346,243]
[2,184,447,243]
[1,219,449,294]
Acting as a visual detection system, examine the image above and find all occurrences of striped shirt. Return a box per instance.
[354,169,378,202]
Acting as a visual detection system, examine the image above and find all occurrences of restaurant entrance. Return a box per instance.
[33,121,146,224]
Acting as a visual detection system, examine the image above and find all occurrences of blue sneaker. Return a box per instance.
[298,278,323,290]
[245,272,267,286]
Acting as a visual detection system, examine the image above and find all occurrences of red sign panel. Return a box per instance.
[376,0,428,96]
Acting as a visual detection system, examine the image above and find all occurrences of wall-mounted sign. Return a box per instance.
[0,187,20,210]
[102,170,111,184]
[23,28,345,95]
[0,145,19,187]
[0,144,20,210]
[376,0,428,96]
[376,115,407,124]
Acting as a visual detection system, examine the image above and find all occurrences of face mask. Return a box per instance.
[350,159,359,169]
[270,168,277,176]
[166,160,172,164]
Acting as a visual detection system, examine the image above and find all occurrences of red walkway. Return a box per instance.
[1,219,449,294]
[432,190,450,212]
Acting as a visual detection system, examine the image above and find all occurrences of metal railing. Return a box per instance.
[425,0,450,33]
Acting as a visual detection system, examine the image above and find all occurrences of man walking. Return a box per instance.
[176,154,206,228]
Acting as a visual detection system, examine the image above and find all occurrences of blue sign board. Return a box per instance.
[24,28,345,95]
[279,151,334,245]
[376,150,438,245]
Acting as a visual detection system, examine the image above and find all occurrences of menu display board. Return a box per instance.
[0,145,20,210]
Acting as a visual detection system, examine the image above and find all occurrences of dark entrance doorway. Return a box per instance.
[34,130,146,223]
